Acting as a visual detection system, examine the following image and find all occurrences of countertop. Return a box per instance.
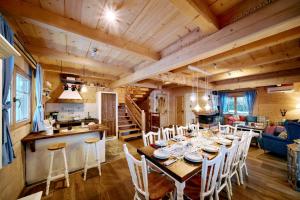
[22,125,109,143]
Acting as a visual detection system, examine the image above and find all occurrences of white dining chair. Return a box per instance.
[219,122,229,134]
[215,140,239,200]
[123,144,175,200]
[176,125,188,136]
[189,123,200,133]
[228,125,237,135]
[184,152,223,200]
[238,130,254,185]
[162,126,175,141]
[142,131,160,146]
[228,134,247,196]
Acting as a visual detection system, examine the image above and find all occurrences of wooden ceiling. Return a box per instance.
[1,0,300,90]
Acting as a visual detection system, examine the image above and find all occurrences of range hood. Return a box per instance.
[58,83,82,100]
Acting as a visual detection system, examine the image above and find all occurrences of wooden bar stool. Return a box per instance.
[46,142,70,195]
[83,138,101,181]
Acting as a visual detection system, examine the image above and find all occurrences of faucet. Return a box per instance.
[87,112,91,119]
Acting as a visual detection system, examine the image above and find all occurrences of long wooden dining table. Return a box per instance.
[137,136,222,200]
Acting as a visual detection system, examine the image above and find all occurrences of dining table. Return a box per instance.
[137,132,234,200]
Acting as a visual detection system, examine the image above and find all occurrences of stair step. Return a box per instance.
[119,115,129,118]
[118,124,137,128]
[120,133,142,141]
[134,94,143,98]
[118,128,140,134]
[119,120,132,123]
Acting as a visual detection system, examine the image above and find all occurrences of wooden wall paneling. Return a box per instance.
[111,0,300,87]
[39,0,65,16]
[175,96,184,125]
[100,92,117,138]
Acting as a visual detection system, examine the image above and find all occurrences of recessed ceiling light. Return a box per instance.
[104,7,117,23]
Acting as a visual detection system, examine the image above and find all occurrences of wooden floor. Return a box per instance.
[20,139,300,200]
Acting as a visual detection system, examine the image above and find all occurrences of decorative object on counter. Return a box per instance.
[287,143,300,191]
[88,122,99,131]
[32,64,46,133]
[1,15,16,166]
[43,119,54,135]
[280,109,287,122]
[46,142,69,195]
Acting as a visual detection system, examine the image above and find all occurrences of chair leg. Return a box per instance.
[235,171,240,186]
[225,181,231,200]
[214,188,219,200]
[95,142,101,176]
[62,148,70,187]
[228,177,233,196]
[46,151,54,195]
[84,144,90,181]
[238,165,244,185]
[244,163,249,176]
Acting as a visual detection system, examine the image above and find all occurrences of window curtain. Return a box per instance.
[32,64,45,132]
[218,92,228,115]
[245,90,256,115]
[1,15,15,165]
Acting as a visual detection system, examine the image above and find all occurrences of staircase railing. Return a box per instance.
[125,95,146,132]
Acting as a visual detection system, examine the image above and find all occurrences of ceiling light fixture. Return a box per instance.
[104,7,117,23]
[90,48,98,57]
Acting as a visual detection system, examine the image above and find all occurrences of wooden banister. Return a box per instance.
[125,95,146,132]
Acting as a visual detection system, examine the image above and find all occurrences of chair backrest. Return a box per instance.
[200,152,223,198]
[228,125,237,135]
[142,131,160,146]
[189,123,200,132]
[162,125,175,141]
[241,130,253,160]
[219,122,229,134]
[231,134,247,170]
[177,125,189,135]
[123,144,149,200]
[217,140,239,186]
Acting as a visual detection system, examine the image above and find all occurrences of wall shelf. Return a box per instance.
[0,33,20,59]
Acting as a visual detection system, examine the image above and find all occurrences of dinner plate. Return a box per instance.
[225,135,240,140]
[202,145,219,153]
[184,152,203,163]
[153,149,170,159]
[216,138,232,145]
[155,140,168,147]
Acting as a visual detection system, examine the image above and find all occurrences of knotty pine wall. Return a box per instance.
[0,56,32,200]
[253,83,300,123]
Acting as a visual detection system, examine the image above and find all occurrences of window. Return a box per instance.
[15,73,30,122]
[224,95,249,115]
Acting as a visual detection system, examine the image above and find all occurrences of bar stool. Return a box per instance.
[83,137,101,181]
[46,142,70,195]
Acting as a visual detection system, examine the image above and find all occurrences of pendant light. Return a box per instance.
[194,76,202,112]
[190,72,196,102]
[81,66,87,93]
[202,76,209,101]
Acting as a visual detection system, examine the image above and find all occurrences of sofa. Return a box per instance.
[223,114,260,126]
[259,122,300,157]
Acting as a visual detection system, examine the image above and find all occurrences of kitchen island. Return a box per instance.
[22,125,108,184]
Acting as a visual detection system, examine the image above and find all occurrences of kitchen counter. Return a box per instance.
[54,118,99,127]
[23,125,108,184]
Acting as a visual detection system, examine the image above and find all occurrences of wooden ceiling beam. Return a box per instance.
[169,0,218,34]
[193,26,300,68]
[215,68,300,90]
[153,72,214,89]
[210,59,300,82]
[0,0,160,61]
[42,64,118,81]
[25,44,132,75]
[207,45,300,81]
[111,0,300,88]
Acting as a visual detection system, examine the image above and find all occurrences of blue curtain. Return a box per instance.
[218,92,228,115]
[32,64,45,132]
[245,90,256,115]
[1,15,15,165]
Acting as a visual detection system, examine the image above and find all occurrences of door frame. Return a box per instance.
[175,96,185,126]
[97,91,118,140]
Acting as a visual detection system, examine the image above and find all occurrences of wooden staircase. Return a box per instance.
[118,103,142,141]
[127,87,152,102]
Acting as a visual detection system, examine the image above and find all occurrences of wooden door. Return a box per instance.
[101,93,116,137]
[175,96,184,125]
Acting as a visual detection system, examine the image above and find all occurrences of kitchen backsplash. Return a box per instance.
[45,103,97,121]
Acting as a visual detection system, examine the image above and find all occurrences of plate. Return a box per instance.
[174,135,185,141]
[202,145,219,153]
[225,135,240,140]
[155,140,168,147]
[153,149,170,159]
[216,138,232,145]
[184,152,203,163]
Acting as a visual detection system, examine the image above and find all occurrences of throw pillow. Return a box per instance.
[275,126,286,136]
[239,115,246,121]
[278,131,288,139]
[265,126,276,135]
[246,115,257,123]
